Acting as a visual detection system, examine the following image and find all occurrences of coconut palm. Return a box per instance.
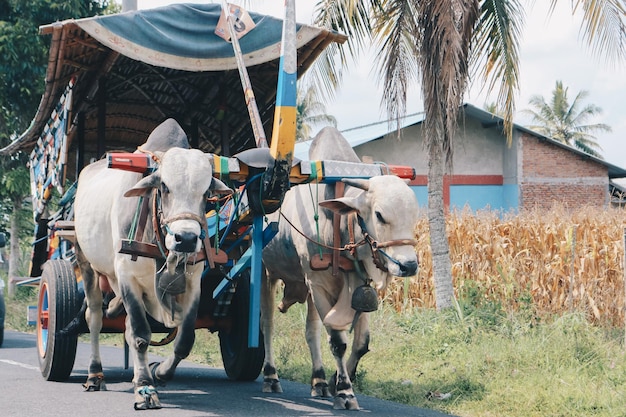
[309,0,626,309]
[523,80,610,158]
[296,85,337,141]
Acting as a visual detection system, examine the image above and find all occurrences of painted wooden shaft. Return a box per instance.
[221,1,267,148]
[269,0,297,162]
[108,153,417,184]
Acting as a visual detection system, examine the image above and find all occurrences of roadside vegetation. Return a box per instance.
[3,205,626,417]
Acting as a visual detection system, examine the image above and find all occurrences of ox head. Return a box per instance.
[124,148,232,258]
[319,175,419,289]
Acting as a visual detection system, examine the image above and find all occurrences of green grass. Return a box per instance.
[250,291,626,417]
[5,282,626,417]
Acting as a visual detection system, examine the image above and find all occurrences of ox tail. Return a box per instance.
[59,299,89,337]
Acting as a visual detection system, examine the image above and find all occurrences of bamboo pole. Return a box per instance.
[221,1,267,148]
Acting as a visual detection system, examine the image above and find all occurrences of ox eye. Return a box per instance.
[375,211,387,224]
[161,183,170,194]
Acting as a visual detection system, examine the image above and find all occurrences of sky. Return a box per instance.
[134,1,626,169]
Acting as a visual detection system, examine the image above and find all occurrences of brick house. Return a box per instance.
[296,103,626,211]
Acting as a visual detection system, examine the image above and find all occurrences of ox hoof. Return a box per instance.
[83,374,107,392]
[311,382,331,398]
[134,385,162,410]
[262,378,283,393]
[333,393,359,410]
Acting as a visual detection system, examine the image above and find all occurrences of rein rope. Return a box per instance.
[355,216,418,272]
[279,209,418,273]
[279,211,368,253]
[152,190,168,258]
[280,184,417,275]
[153,190,209,247]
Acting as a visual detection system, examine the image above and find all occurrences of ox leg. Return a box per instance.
[260,271,283,393]
[305,294,330,398]
[120,282,161,410]
[328,329,359,410]
[151,298,200,385]
[346,311,370,382]
[76,248,106,392]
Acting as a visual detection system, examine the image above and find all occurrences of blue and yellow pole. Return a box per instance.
[261,0,297,208]
[269,0,297,164]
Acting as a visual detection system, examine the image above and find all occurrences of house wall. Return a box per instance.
[351,116,610,212]
[354,117,504,176]
[519,133,609,210]
[355,117,513,211]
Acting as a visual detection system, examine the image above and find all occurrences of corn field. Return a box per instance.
[385,205,626,326]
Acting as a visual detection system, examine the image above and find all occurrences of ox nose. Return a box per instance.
[399,260,418,276]
[174,231,199,253]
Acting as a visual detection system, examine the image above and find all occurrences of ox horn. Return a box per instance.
[341,178,370,191]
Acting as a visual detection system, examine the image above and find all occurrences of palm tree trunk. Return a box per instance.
[418,0,478,310]
[427,137,454,309]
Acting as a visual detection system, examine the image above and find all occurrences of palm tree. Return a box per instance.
[296,85,337,141]
[523,80,610,158]
[310,0,626,309]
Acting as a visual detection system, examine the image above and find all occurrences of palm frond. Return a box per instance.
[372,0,420,134]
[472,0,524,145]
[419,0,480,164]
[522,80,610,154]
[295,84,337,141]
[565,0,626,63]
[306,1,380,104]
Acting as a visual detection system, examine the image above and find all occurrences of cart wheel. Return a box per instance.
[37,259,81,381]
[219,270,265,381]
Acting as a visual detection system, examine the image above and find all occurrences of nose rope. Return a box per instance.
[154,191,207,244]
[355,216,418,272]
[161,212,207,239]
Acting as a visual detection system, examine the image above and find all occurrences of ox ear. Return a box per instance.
[319,196,360,216]
[209,177,233,196]
[124,173,160,197]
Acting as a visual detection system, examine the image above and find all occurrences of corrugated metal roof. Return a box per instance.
[295,112,424,160]
[462,103,626,179]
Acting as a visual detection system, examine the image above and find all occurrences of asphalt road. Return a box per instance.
[0,330,455,417]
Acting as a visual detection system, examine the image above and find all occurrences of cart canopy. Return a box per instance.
[1,3,346,172]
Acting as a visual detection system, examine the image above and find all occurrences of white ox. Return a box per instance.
[261,127,419,410]
[74,119,231,410]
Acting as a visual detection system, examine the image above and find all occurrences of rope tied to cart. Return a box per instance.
[279,210,368,255]
[137,145,161,164]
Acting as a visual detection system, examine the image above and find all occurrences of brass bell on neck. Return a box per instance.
[351,284,379,312]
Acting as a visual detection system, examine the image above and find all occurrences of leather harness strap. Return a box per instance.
[161,212,206,226]
[201,224,216,269]
[151,189,220,266]
[332,182,345,277]
[130,196,151,261]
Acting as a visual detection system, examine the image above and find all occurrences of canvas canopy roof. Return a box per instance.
[1,3,346,171]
